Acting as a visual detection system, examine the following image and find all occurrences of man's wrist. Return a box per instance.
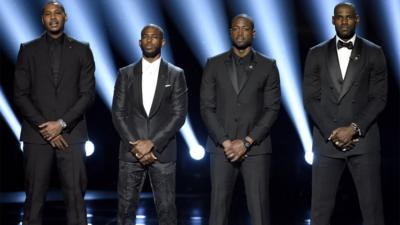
[350,123,361,136]
[243,139,252,150]
[58,119,67,129]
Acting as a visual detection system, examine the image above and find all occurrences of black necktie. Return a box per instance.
[337,40,354,49]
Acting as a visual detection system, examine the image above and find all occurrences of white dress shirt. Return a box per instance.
[336,35,356,79]
[142,57,161,116]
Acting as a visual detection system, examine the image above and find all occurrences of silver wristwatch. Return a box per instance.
[58,119,67,129]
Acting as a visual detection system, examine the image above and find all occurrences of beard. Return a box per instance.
[335,27,355,40]
[142,48,161,58]
[232,39,252,50]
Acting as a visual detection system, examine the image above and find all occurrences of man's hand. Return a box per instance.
[222,140,232,151]
[50,135,69,150]
[129,140,154,159]
[39,121,63,141]
[329,125,356,148]
[139,152,157,166]
[341,138,359,152]
[224,139,247,162]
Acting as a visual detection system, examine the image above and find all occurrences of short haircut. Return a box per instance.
[231,14,254,30]
[334,2,357,15]
[42,0,66,15]
[141,24,164,40]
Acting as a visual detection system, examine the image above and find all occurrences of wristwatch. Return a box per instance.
[243,139,252,149]
[58,119,67,129]
[350,122,361,136]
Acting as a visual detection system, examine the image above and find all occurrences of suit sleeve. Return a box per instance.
[61,44,96,132]
[14,44,47,128]
[303,49,336,140]
[200,59,229,145]
[112,70,139,142]
[354,48,387,135]
[151,69,188,153]
[248,61,281,143]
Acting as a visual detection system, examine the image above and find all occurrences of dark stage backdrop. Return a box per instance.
[0,0,398,223]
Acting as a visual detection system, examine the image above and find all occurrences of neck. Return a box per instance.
[143,54,161,63]
[232,46,252,58]
[47,31,63,39]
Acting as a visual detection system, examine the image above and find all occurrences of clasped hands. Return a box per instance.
[222,139,248,162]
[328,125,359,151]
[129,140,157,166]
[38,121,68,150]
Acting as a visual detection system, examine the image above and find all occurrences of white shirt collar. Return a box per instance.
[142,57,161,71]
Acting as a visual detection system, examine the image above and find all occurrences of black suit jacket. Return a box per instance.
[200,49,280,155]
[112,59,188,163]
[303,37,388,157]
[14,33,95,144]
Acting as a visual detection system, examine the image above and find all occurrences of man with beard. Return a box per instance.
[200,14,280,225]
[14,1,95,224]
[303,2,387,225]
[112,24,187,225]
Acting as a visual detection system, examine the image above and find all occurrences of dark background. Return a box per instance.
[0,0,398,224]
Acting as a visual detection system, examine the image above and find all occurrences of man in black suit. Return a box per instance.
[200,14,280,225]
[303,2,387,225]
[14,1,95,224]
[112,24,188,225]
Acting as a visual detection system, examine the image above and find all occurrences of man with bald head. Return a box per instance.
[303,2,387,225]
[200,14,280,225]
[14,1,95,224]
[112,24,187,225]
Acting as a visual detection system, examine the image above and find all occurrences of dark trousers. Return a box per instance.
[117,160,176,225]
[22,143,87,225]
[311,152,384,225]
[209,153,271,225]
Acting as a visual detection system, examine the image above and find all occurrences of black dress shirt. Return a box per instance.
[46,33,64,85]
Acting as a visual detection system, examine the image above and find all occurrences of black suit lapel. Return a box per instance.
[132,61,147,117]
[224,55,239,94]
[238,50,256,94]
[339,37,363,101]
[148,60,168,118]
[327,38,342,98]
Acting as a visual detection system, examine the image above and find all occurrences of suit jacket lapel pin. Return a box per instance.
[351,55,360,61]
[247,63,255,71]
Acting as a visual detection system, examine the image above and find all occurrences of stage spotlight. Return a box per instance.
[0,88,21,140]
[0,1,39,149]
[232,0,313,164]
[61,1,117,108]
[381,0,400,83]
[190,145,206,161]
[0,0,39,60]
[165,0,230,64]
[85,140,95,157]
[181,118,205,160]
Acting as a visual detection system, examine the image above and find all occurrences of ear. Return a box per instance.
[252,29,256,38]
[41,16,45,25]
[331,16,335,25]
[355,15,360,24]
[161,39,166,47]
[64,15,68,22]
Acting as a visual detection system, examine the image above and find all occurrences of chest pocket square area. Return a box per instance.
[165,84,172,88]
